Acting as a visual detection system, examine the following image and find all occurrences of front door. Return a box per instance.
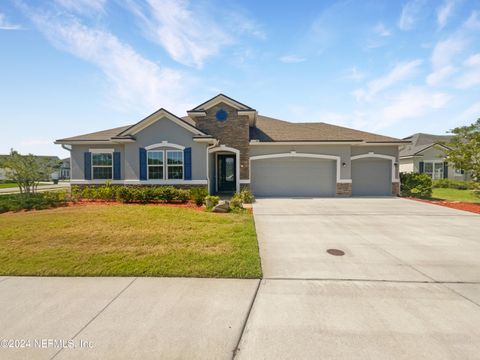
[217,155,236,192]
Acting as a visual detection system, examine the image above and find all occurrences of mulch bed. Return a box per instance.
[69,199,205,211]
[410,198,480,214]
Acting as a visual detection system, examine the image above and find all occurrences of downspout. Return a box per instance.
[206,140,219,195]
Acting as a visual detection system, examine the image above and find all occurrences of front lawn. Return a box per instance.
[432,188,480,203]
[0,205,262,278]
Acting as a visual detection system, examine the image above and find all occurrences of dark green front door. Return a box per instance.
[217,155,236,192]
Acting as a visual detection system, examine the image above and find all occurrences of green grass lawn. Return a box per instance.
[0,205,262,278]
[432,188,480,203]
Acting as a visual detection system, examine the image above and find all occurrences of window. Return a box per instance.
[167,150,183,179]
[92,153,113,179]
[147,151,164,179]
[423,161,443,180]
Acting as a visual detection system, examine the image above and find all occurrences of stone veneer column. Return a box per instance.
[392,182,400,196]
[193,103,250,180]
[336,182,352,196]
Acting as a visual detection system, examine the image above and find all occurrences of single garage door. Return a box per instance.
[251,157,336,197]
[352,158,392,196]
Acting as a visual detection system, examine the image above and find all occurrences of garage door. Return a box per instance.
[251,157,336,197]
[352,158,392,196]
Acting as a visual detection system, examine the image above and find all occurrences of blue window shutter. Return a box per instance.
[139,148,147,180]
[84,152,92,180]
[443,162,448,179]
[184,147,192,180]
[419,161,424,173]
[113,152,121,180]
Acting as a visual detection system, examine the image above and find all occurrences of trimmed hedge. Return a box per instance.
[0,191,68,213]
[400,172,432,198]
[432,179,480,190]
[72,185,195,204]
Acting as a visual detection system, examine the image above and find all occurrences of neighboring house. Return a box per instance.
[0,154,61,181]
[55,94,408,197]
[59,158,70,180]
[399,133,468,181]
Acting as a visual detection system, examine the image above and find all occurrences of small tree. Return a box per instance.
[0,149,57,194]
[445,119,480,182]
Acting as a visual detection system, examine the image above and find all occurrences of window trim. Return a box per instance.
[91,152,113,180]
[166,150,184,180]
[147,150,164,180]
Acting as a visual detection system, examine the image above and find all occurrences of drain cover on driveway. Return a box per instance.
[326,249,345,256]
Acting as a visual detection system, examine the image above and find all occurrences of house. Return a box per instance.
[55,94,408,197]
[399,133,468,180]
[59,158,71,180]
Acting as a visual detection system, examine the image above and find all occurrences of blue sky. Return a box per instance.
[1,0,480,158]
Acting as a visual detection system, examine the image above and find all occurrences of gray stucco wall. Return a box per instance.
[124,117,207,180]
[71,144,125,180]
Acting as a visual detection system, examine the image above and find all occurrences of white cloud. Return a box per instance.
[398,0,425,30]
[437,0,456,29]
[22,5,194,113]
[125,0,264,68]
[279,55,305,64]
[455,64,480,89]
[373,23,391,37]
[0,13,22,30]
[457,101,480,124]
[344,67,366,81]
[465,53,480,66]
[430,34,467,70]
[20,139,52,147]
[464,10,480,30]
[353,59,422,101]
[426,65,457,86]
[380,87,450,127]
[54,0,106,15]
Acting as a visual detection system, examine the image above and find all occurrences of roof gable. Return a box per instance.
[189,94,254,112]
[117,108,207,137]
[399,133,452,157]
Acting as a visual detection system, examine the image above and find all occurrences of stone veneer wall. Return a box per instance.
[336,182,352,196]
[193,103,250,180]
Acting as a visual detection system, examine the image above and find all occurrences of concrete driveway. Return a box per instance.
[235,198,480,359]
[2,198,480,359]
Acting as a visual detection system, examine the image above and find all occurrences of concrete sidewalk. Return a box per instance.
[0,183,70,195]
[0,277,259,360]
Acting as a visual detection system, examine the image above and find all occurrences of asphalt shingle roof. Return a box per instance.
[250,115,406,143]
[56,114,406,143]
[400,133,453,157]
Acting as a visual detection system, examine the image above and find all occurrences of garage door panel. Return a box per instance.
[251,157,336,197]
[352,158,391,196]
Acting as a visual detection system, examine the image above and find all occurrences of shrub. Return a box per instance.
[190,187,208,206]
[204,195,220,209]
[237,189,255,204]
[0,191,68,213]
[400,172,432,198]
[116,186,134,203]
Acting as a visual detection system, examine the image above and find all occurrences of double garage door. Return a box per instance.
[251,157,336,197]
[251,156,392,197]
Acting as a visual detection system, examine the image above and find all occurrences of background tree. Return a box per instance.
[0,149,58,194]
[445,118,480,182]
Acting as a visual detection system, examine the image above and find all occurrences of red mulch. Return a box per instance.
[69,199,205,211]
[409,198,480,214]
